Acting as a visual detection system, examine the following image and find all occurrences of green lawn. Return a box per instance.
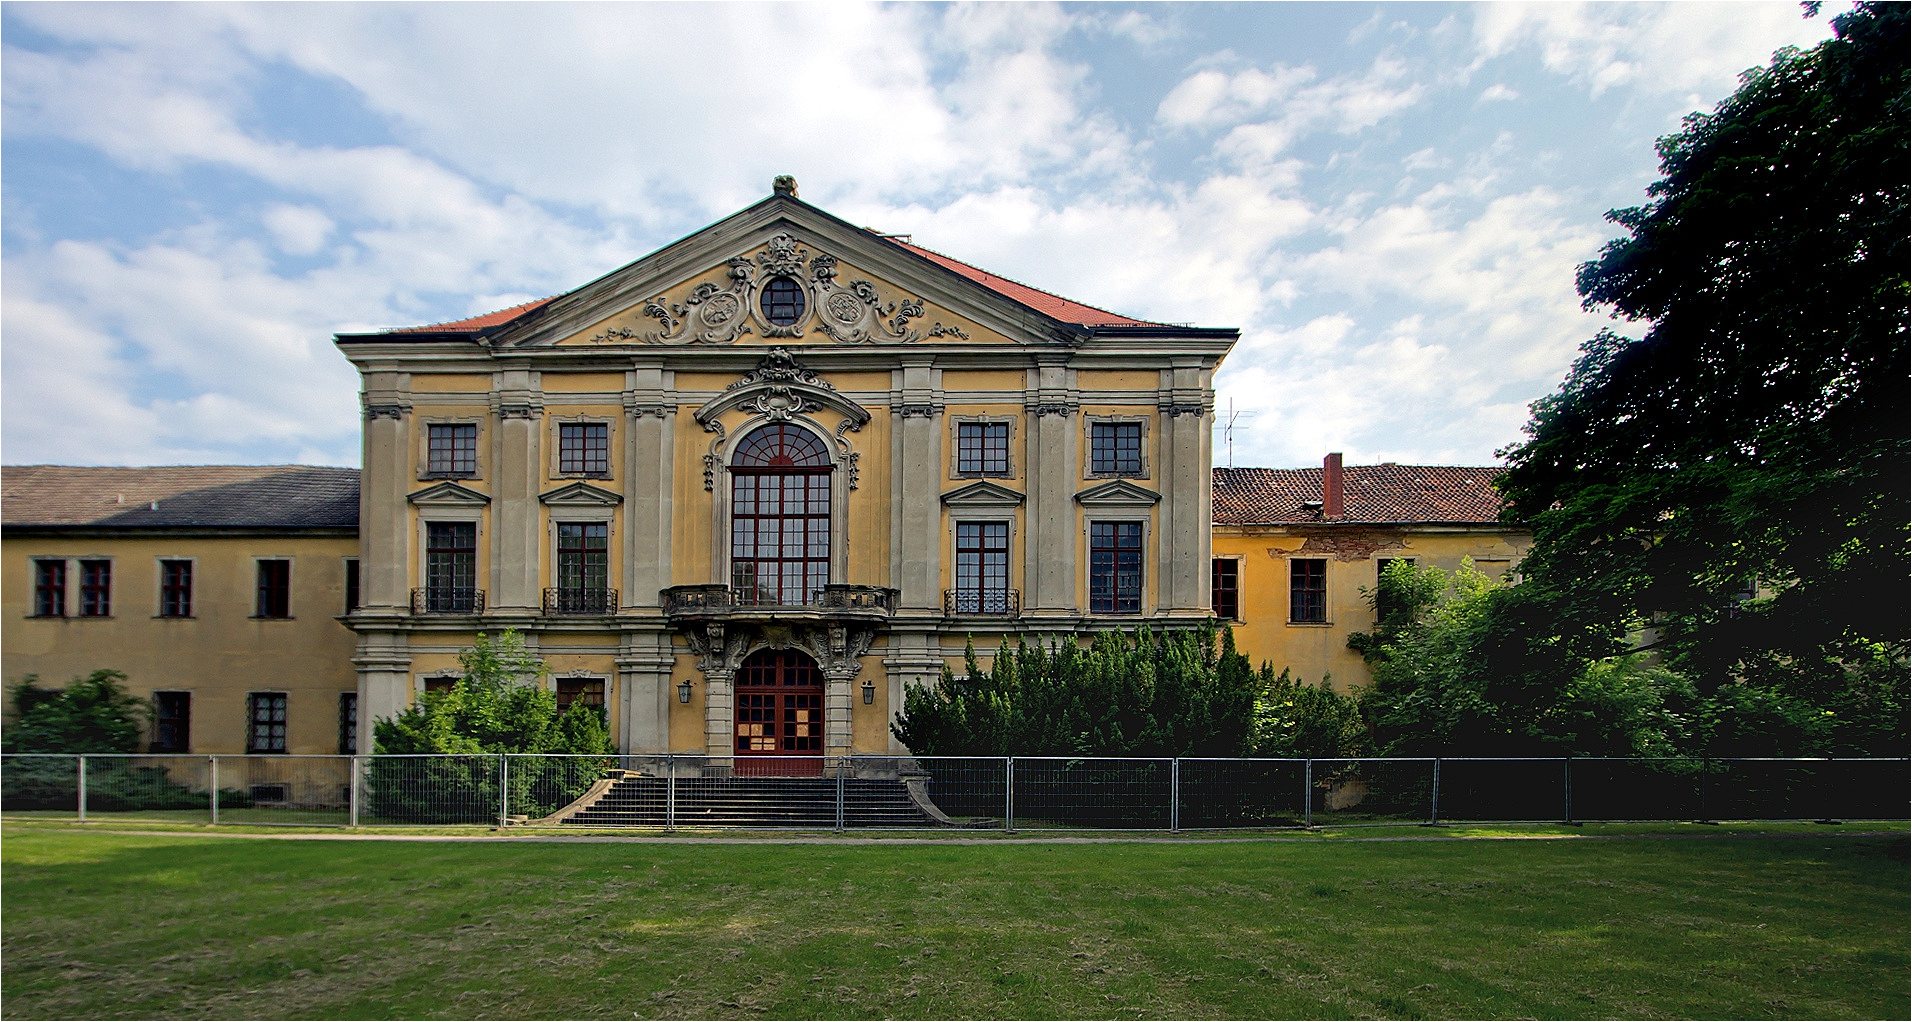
[1,827,1905,1020]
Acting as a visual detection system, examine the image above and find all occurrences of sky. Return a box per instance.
[0,1,1843,471]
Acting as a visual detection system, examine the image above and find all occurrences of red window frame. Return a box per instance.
[33,559,66,618]
[729,424,831,606]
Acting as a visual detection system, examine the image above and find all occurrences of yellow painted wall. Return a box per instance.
[2,533,359,754]
[1215,526,1531,689]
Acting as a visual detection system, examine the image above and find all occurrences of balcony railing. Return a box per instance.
[543,588,619,615]
[662,584,898,620]
[412,587,485,614]
[944,588,1020,616]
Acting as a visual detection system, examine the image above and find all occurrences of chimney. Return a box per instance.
[1323,452,1345,520]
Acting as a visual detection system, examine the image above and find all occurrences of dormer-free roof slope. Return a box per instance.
[1,465,360,530]
[1213,464,1509,526]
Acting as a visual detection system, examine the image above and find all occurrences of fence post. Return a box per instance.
[498,753,509,829]
[209,756,219,825]
[1158,758,1173,833]
[349,755,361,828]
[1694,758,1716,824]
[1562,757,1576,826]
[1004,757,1015,833]
[77,755,87,822]
[665,753,676,833]
[834,757,846,833]
[1429,757,1441,825]
[1302,758,1313,829]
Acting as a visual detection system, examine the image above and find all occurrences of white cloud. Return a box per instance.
[260,205,334,256]
[1157,54,1426,164]
[1472,2,1837,98]
[1478,82,1519,102]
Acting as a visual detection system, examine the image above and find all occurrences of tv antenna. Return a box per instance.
[1215,398,1259,469]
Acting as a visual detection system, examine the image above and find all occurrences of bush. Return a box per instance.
[1250,669,1367,759]
[3,671,148,753]
[891,623,1260,757]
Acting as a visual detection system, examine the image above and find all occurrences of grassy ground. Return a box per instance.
[2,826,1905,1020]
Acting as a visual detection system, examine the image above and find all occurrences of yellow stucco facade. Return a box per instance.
[1215,525,1530,689]
[2,531,360,754]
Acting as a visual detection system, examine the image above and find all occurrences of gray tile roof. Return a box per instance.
[2,465,360,530]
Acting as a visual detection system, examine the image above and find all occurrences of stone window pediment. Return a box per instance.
[941,480,1025,510]
[539,481,624,507]
[408,481,492,507]
[1074,479,1160,508]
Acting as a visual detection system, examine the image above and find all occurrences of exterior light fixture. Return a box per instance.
[678,679,693,704]
[861,679,876,705]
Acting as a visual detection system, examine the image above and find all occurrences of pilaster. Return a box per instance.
[624,365,674,610]
[490,367,543,612]
[359,371,412,613]
[1026,357,1079,613]
[891,360,943,612]
[616,633,675,755]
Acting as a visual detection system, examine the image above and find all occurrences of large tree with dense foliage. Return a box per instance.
[1497,3,1909,698]
[2,670,148,754]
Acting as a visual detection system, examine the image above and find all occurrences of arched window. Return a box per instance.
[730,423,831,605]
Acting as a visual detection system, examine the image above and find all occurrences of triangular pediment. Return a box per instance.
[408,481,491,506]
[539,482,624,507]
[486,197,1090,350]
[1074,480,1160,508]
[941,480,1026,509]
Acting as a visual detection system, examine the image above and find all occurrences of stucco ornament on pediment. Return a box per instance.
[606,232,949,345]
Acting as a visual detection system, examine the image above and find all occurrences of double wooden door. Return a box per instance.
[733,648,824,776]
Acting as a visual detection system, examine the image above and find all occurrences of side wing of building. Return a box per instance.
[1,465,362,754]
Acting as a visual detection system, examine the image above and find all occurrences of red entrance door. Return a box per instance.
[734,648,824,776]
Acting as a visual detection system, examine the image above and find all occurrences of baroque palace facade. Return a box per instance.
[2,181,1528,757]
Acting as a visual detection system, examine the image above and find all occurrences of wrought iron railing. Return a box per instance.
[411,587,484,614]
[543,588,618,615]
[944,588,1020,615]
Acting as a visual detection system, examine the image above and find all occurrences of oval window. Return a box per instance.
[760,276,806,326]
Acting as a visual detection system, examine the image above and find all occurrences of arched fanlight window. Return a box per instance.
[730,423,831,605]
[760,277,806,326]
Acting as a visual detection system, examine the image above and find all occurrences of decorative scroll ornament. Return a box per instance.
[725,346,834,393]
[635,257,758,345]
[810,253,928,344]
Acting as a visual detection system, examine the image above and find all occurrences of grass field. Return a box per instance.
[2,824,1906,1020]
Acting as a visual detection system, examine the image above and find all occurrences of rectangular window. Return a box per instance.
[555,522,610,613]
[426,423,478,477]
[556,678,606,713]
[558,422,610,476]
[338,692,358,755]
[425,522,478,612]
[344,558,361,613]
[32,559,65,617]
[954,521,1011,613]
[256,559,291,618]
[151,692,190,753]
[1090,421,1144,475]
[1290,558,1327,624]
[160,559,193,617]
[247,692,288,754]
[956,422,1010,477]
[1089,521,1144,614]
[424,676,460,694]
[1375,558,1415,621]
[78,560,111,617]
[1212,558,1241,621]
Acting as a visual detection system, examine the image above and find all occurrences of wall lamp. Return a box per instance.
[677,678,693,704]
[861,679,876,705]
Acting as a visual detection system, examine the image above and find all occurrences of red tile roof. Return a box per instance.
[1213,465,1511,526]
[388,296,556,335]
[886,240,1163,328]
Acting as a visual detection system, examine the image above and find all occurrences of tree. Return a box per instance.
[1497,4,1910,699]
[368,630,612,822]
[2,670,148,753]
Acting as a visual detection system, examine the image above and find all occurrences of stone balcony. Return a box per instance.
[661,583,899,626]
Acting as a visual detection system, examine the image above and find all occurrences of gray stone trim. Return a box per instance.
[947,414,1018,479]
[547,413,617,480]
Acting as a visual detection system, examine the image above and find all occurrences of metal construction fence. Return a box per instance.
[1,753,1905,832]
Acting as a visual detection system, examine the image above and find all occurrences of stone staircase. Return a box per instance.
[545,771,956,829]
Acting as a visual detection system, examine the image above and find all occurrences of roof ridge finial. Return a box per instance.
[772,175,798,199]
